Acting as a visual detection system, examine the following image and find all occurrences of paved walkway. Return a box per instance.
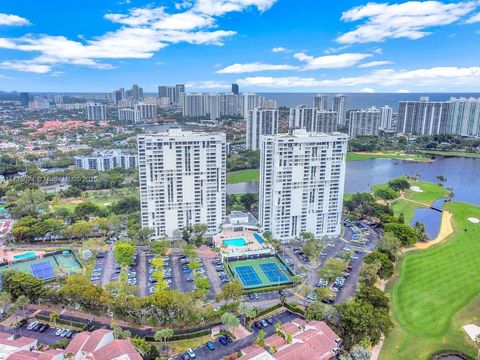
[100,246,114,288]
[137,250,147,297]
[202,258,222,295]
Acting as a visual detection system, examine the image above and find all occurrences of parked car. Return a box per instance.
[254,321,262,329]
[27,322,39,331]
[206,341,216,351]
[55,328,64,336]
[186,348,196,358]
[266,316,274,325]
[218,336,228,345]
[180,353,190,360]
[60,329,70,337]
[260,319,269,327]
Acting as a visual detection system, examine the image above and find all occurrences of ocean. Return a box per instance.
[14,91,480,113]
[259,92,480,112]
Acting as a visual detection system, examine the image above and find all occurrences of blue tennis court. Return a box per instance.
[235,265,262,287]
[31,261,55,280]
[260,263,288,283]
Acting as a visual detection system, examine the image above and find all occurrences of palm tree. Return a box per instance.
[475,334,480,360]
[237,302,256,325]
[50,312,59,328]
[154,328,174,352]
[15,295,30,318]
[221,313,240,334]
[0,292,11,315]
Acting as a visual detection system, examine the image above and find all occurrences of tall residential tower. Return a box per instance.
[138,129,226,239]
[259,130,347,241]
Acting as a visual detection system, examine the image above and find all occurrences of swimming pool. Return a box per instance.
[254,233,264,244]
[13,252,37,261]
[223,238,247,247]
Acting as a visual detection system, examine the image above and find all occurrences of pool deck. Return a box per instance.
[0,247,45,265]
[213,230,273,257]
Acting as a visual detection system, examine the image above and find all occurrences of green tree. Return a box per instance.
[221,313,240,332]
[359,263,380,287]
[60,275,110,315]
[374,188,399,200]
[217,280,243,303]
[9,189,48,219]
[68,220,94,240]
[192,224,208,245]
[349,347,372,360]
[306,300,329,321]
[240,193,257,212]
[49,312,59,327]
[388,178,410,192]
[337,299,392,348]
[238,302,256,324]
[131,338,160,360]
[384,223,419,247]
[376,232,402,260]
[364,251,394,279]
[356,286,390,310]
[315,287,335,303]
[14,295,30,318]
[154,328,174,351]
[109,197,140,215]
[255,329,266,347]
[414,221,428,242]
[320,258,347,282]
[114,242,136,267]
[302,235,323,265]
[1,270,46,302]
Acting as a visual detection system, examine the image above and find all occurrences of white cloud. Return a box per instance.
[272,47,287,52]
[358,60,393,68]
[397,89,411,93]
[217,62,299,73]
[466,12,480,23]
[337,1,478,44]
[361,88,375,93]
[0,61,51,73]
[293,52,372,70]
[237,66,480,89]
[186,80,230,89]
[0,0,277,73]
[0,13,30,26]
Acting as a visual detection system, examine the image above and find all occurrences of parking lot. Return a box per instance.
[172,310,299,360]
[7,319,80,346]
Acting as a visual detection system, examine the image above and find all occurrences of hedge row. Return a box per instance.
[34,314,88,330]
[284,302,305,316]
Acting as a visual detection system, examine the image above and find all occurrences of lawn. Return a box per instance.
[226,169,259,183]
[347,152,431,162]
[416,150,480,159]
[391,180,450,223]
[52,188,138,212]
[380,202,480,360]
[154,334,218,354]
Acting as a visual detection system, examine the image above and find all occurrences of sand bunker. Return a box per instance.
[410,186,423,192]
[463,324,480,341]
[467,217,480,224]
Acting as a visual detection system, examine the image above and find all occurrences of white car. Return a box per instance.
[186,348,196,359]
[27,322,39,331]
[55,328,64,336]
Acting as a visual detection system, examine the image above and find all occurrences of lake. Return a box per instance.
[227,156,480,239]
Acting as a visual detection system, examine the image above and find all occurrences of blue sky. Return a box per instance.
[1,0,480,92]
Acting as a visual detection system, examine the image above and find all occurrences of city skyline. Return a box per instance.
[1,0,480,92]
